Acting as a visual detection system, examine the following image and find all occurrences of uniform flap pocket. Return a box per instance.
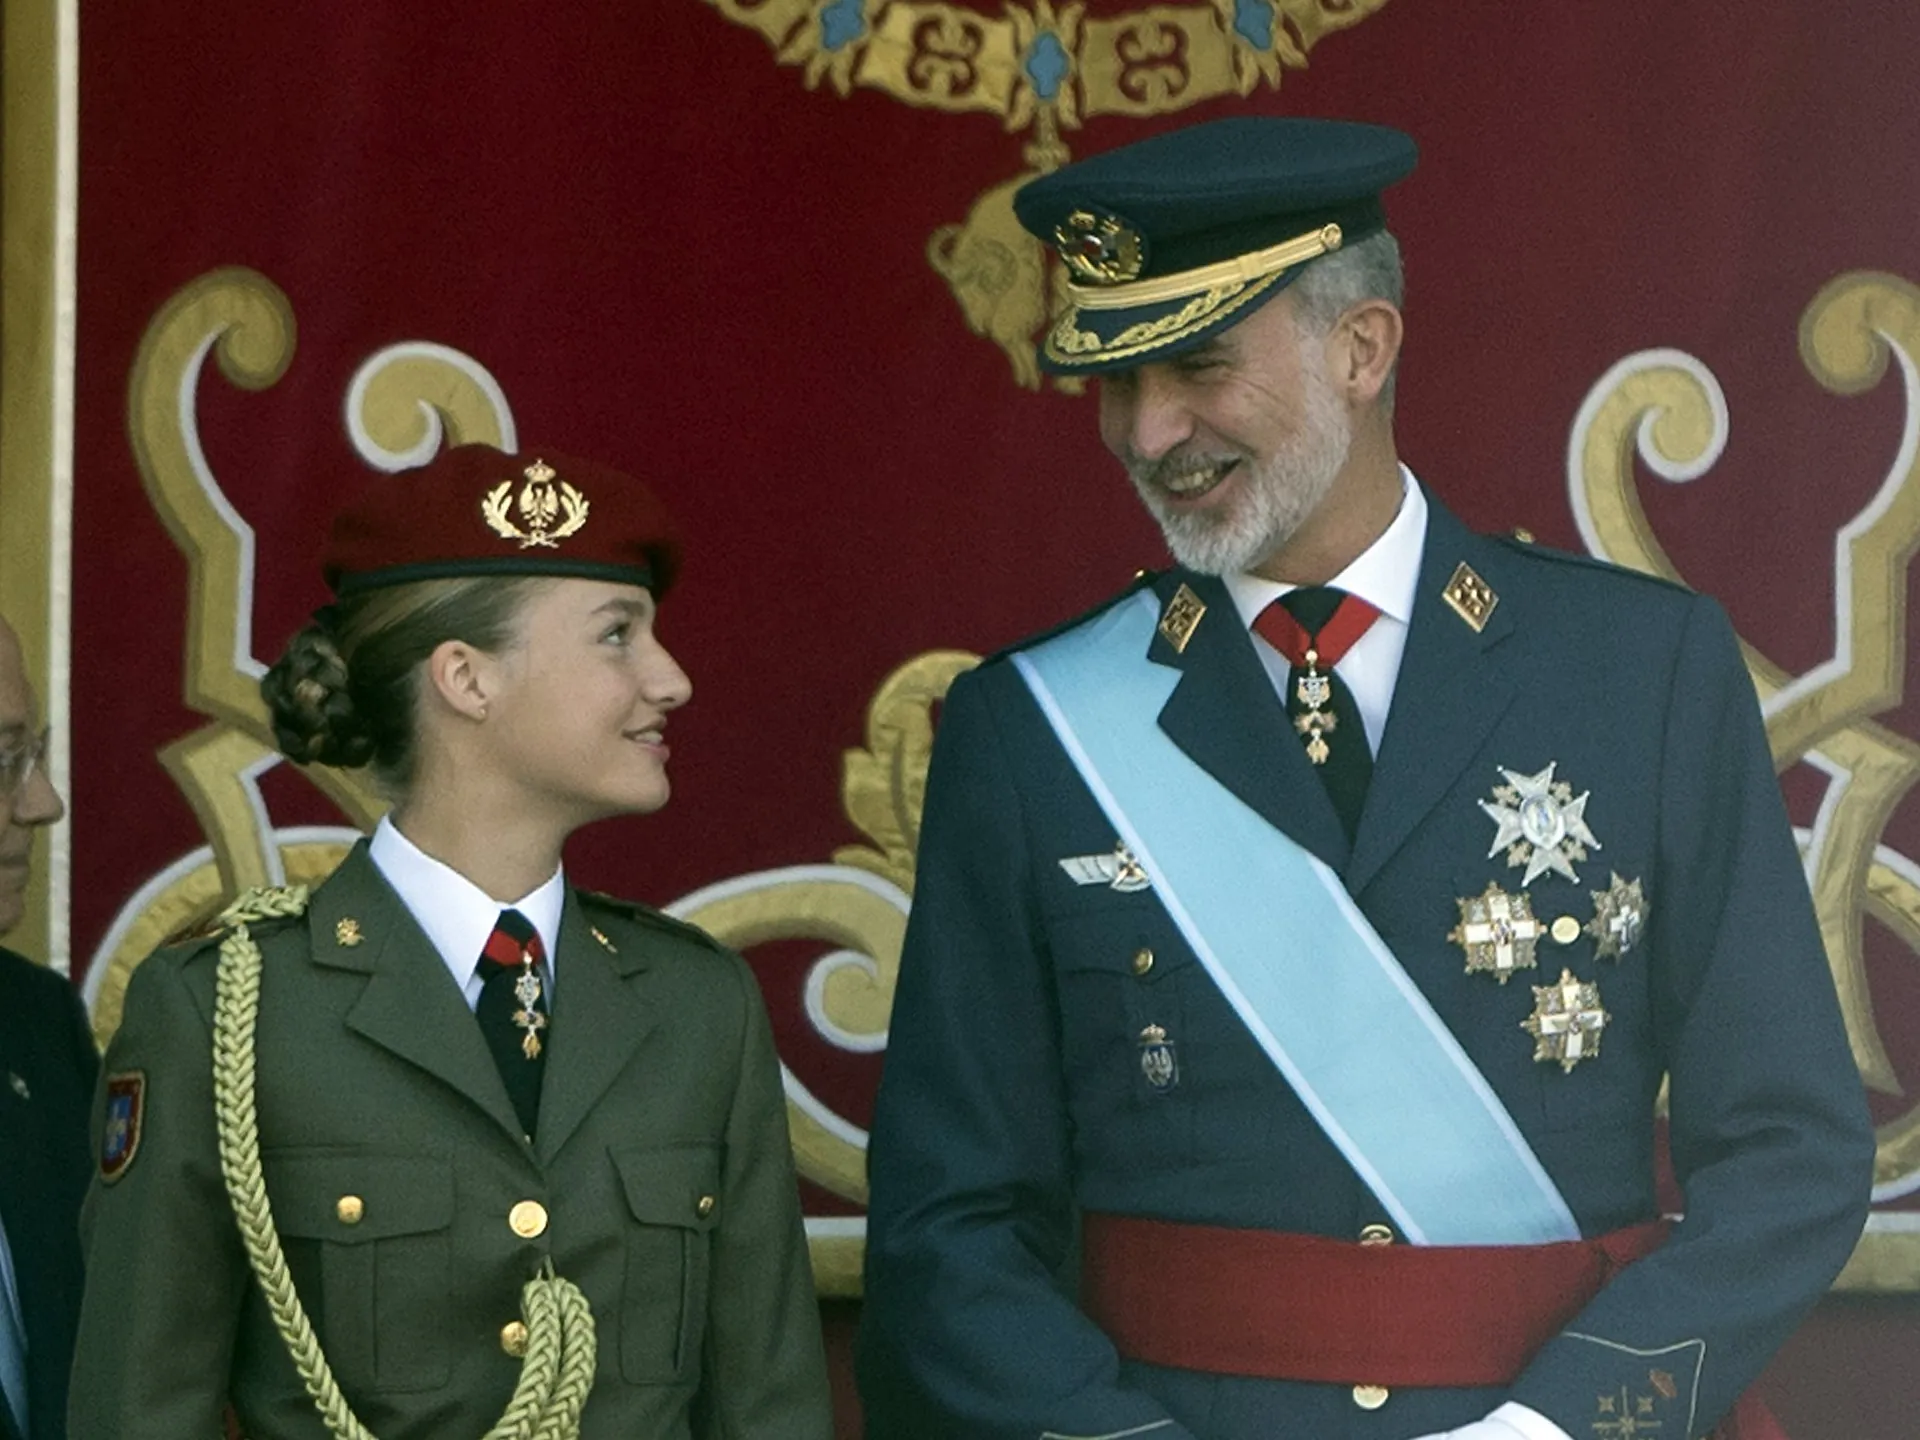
[1048,902,1194,982]
[611,1140,722,1231]
[263,1149,454,1243]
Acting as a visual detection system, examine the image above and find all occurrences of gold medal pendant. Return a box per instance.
[512,964,548,1059]
[1293,648,1338,765]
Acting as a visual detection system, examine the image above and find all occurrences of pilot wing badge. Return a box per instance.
[1060,840,1153,893]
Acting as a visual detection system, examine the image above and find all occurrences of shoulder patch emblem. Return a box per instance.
[101,1070,146,1182]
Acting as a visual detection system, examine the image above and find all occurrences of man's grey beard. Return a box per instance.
[1127,365,1353,577]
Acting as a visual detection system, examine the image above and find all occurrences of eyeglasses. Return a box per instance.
[0,728,50,800]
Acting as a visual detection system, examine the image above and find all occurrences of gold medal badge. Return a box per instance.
[1448,882,1543,983]
[1521,969,1610,1072]
[481,457,590,549]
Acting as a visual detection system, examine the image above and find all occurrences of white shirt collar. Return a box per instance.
[1223,465,1427,630]
[368,816,565,996]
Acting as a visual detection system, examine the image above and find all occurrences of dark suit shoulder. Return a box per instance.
[0,942,81,1009]
[1486,530,1694,600]
[981,570,1161,669]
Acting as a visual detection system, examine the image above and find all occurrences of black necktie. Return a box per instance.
[476,908,549,1139]
[1255,585,1379,843]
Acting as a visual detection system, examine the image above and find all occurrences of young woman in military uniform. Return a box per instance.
[69,444,833,1439]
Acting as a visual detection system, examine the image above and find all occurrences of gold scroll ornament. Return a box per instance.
[1572,271,1920,1291]
[700,0,1391,388]
[92,268,515,1040]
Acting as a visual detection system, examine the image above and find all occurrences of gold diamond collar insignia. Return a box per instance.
[1479,762,1602,886]
[1158,584,1206,653]
[1442,562,1498,632]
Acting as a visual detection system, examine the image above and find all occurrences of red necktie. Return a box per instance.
[1252,586,1380,841]
[476,908,549,1138]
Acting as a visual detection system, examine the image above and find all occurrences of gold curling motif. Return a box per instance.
[697,1,1388,386]
[1571,269,1920,1289]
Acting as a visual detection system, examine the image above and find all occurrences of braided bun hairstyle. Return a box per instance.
[261,577,545,794]
[261,616,374,768]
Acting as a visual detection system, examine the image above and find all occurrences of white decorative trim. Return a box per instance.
[1039,1421,1175,1440]
[45,0,79,973]
[178,332,265,680]
[1567,348,1729,566]
[803,1214,866,1240]
[780,1059,869,1153]
[343,342,518,472]
[82,825,363,1011]
[1761,337,1920,723]
[667,862,910,1053]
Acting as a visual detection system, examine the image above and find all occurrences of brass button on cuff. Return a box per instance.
[509,1200,549,1238]
[499,1320,529,1357]
[1352,1384,1390,1410]
[1131,948,1155,976]
[1358,1223,1394,1247]
[336,1195,364,1226]
[696,1194,717,1219]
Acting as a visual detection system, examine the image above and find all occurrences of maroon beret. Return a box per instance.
[323,443,680,598]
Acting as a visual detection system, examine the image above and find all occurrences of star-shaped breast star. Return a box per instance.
[1478,762,1602,886]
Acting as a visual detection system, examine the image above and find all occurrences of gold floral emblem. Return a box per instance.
[480,458,590,549]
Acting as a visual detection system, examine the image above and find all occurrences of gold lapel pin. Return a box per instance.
[1158,584,1206,653]
[1442,562,1498,632]
[335,917,364,948]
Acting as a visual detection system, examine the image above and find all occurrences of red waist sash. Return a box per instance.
[1080,1211,1670,1387]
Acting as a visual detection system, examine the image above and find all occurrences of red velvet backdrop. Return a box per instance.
[71,3,1920,1436]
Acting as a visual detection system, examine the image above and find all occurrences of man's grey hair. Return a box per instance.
[1288,228,1404,413]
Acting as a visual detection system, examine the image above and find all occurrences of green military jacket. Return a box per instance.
[70,843,832,1439]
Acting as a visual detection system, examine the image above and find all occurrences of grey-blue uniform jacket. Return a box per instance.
[859,496,1874,1440]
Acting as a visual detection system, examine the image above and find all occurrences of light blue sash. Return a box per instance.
[1013,591,1577,1246]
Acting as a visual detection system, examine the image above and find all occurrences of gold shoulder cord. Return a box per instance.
[210,886,597,1440]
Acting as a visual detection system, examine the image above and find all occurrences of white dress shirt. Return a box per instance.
[1223,464,1427,756]
[367,816,564,1010]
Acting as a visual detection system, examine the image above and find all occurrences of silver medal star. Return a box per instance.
[1478,762,1601,886]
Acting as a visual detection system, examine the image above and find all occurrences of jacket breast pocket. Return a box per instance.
[1047,900,1198,1156]
[610,1141,721,1386]
[264,1149,454,1393]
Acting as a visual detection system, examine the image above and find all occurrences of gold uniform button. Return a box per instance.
[1358,1223,1394,1247]
[336,1195,364,1226]
[1551,915,1582,945]
[499,1320,529,1357]
[1511,527,1536,544]
[1131,947,1155,977]
[508,1200,549,1239]
[1352,1383,1390,1410]
[696,1194,717,1219]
